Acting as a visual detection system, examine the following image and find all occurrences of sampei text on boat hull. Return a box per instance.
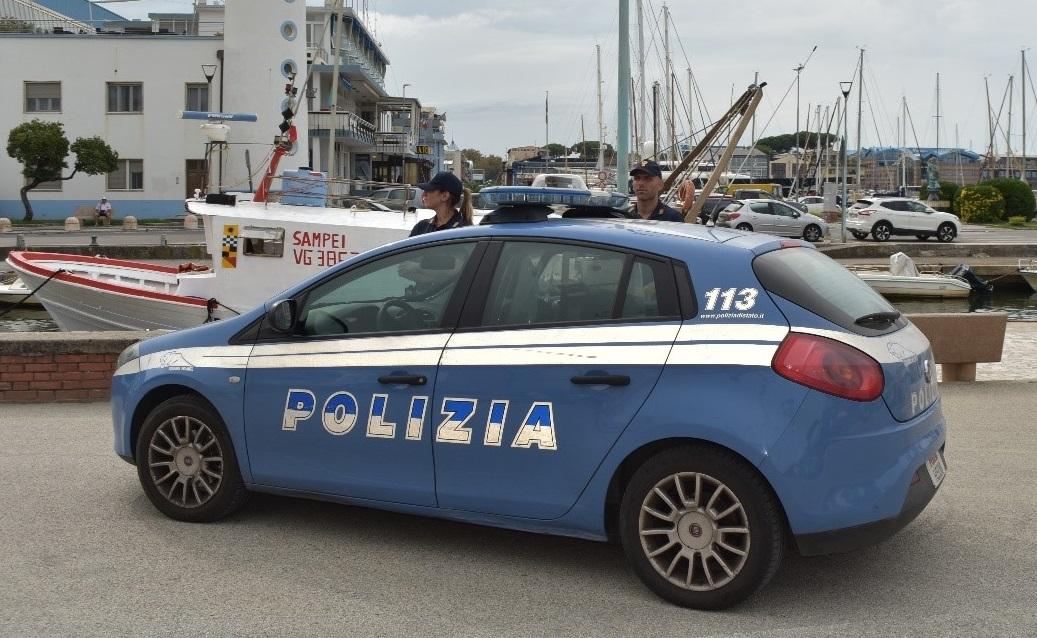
[5,252,217,331]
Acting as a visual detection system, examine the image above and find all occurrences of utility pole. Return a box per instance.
[636,0,646,159]
[855,48,864,194]
[617,0,631,181]
[652,81,660,158]
[327,0,345,190]
[840,81,853,243]
[663,3,672,163]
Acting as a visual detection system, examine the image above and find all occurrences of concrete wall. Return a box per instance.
[0,34,222,220]
[0,332,148,403]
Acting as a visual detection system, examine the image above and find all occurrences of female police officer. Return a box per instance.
[409,171,474,236]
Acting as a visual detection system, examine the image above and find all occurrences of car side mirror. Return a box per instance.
[792,211,801,218]
[268,299,297,333]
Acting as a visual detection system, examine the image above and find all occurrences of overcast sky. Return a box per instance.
[122,1,1035,157]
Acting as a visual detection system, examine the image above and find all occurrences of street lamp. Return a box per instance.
[402,83,411,98]
[839,81,853,244]
[201,64,217,110]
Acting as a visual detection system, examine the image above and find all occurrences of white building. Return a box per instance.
[0,0,448,220]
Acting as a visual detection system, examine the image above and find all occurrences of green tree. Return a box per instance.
[544,143,567,157]
[569,140,614,162]
[755,131,839,156]
[461,148,504,183]
[955,185,1005,224]
[6,120,118,220]
[0,16,36,33]
[981,178,1036,221]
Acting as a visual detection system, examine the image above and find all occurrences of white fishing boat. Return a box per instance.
[852,253,972,298]
[5,201,422,331]
[0,273,41,307]
[1019,259,1037,293]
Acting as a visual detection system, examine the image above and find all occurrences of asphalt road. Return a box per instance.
[2,383,1037,637]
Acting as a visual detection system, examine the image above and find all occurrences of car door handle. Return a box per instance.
[570,374,630,386]
[378,374,427,386]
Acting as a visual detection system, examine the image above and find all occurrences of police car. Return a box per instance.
[111,204,947,610]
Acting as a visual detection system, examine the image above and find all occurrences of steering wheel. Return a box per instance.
[377,299,421,331]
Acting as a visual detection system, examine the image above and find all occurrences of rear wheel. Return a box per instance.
[735,223,753,232]
[871,222,892,242]
[803,224,822,243]
[135,395,249,522]
[937,223,956,243]
[619,445,785,610]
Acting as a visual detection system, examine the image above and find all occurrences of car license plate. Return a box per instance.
[925,451,946,487]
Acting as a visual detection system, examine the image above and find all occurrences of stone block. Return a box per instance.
[64,217,81,232]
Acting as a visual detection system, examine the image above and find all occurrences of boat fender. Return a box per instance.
[178,262,209,273]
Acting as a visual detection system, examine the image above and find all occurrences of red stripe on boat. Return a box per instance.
[6,251,209,307]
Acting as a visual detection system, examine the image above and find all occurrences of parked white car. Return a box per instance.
[715,199,827,242]
[845,198,961,242]
[797,196,825,216]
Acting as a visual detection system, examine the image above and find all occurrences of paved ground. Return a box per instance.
[2,384,1036,637]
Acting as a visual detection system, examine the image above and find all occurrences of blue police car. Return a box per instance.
[111,205,946,609]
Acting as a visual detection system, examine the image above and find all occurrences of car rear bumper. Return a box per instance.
[794,447,944,556]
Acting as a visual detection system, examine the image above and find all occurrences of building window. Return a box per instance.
[107,159,144,190]
[185,83,209,112]
[25,82,61,112]
[107,82,143,113]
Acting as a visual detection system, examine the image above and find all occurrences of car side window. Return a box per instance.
[749,202,771,215]
[297,242,475,337]
[881,201,905,211]
[479,242,675,328]
[388,190,406,201]
[772,203,795,217]
[907,201,931,213]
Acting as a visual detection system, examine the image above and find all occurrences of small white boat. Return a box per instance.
[0,274,42,306]
[853,253,972,298]
[1019,259,1037,293]
[5,252,217,331]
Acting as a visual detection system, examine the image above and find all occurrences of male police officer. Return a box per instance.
[629,160,685,222]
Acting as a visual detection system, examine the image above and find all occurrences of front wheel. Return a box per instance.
[135,395,249,522]
[871,222,892,242]
[619,445,785,610]
[803,224,822,242]
[735,222,753,232]
[937,223,957,243]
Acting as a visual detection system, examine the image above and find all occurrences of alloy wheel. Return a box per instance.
[146,415,224,509]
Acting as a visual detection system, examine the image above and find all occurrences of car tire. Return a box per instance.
[803,224,822,242]
[937,223,956,243]
[915,234,929,241]
[735,223,753,232]
[871,222,892,242]
[618,445,785,610]
[135,395,249,523]
[851,231,868,240]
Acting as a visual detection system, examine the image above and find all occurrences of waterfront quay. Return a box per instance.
[1,382,1035,636]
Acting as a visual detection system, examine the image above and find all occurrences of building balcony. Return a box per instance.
[309,111,376,147]
[375,131,416,156]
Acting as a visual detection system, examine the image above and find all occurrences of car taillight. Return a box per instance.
[857,209,874,216]
[726,212,740,220]
[771,332,884,401]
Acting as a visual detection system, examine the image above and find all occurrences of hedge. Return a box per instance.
[955,185,1005,224]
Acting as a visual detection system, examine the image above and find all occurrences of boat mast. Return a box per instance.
[663,3,673,163]
[901,97,907,190]
[1007,75,1014,174]
[687,67,694,146]
[544,90,549,157]
[1023,49,1028,179]
[935,73,941,159]
[636,0,646,160]
[814,103,822,192]
[986,76,995,161]
[617,0,631,181]
[855,48,864,193]
[596,44,605,171]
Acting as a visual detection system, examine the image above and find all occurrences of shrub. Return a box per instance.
[980,178,1036,221]
[955,185,1005,224]
[1008,215,1026,226]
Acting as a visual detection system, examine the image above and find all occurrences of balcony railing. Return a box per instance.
[309,111,376,146]
[375,131,416,155]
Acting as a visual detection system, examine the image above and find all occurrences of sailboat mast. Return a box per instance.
[901,97,907,190]
[1008,75,1014,172]
[935,73,941,157]
[663,3,672,162]
[687,68,694,146]
[596,44,605,168]
[1024,49,1028,177]
[855,48,864,192]
[636,0,646,159]
[986,76,994,160]
[617,0,631,180]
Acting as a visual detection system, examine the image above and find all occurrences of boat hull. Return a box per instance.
[855,273,972,298]
[5,252,215,331]
[1020,269,1037,293]
[0,280,41,306]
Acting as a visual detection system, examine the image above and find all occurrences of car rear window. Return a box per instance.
[752,247,906,335]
